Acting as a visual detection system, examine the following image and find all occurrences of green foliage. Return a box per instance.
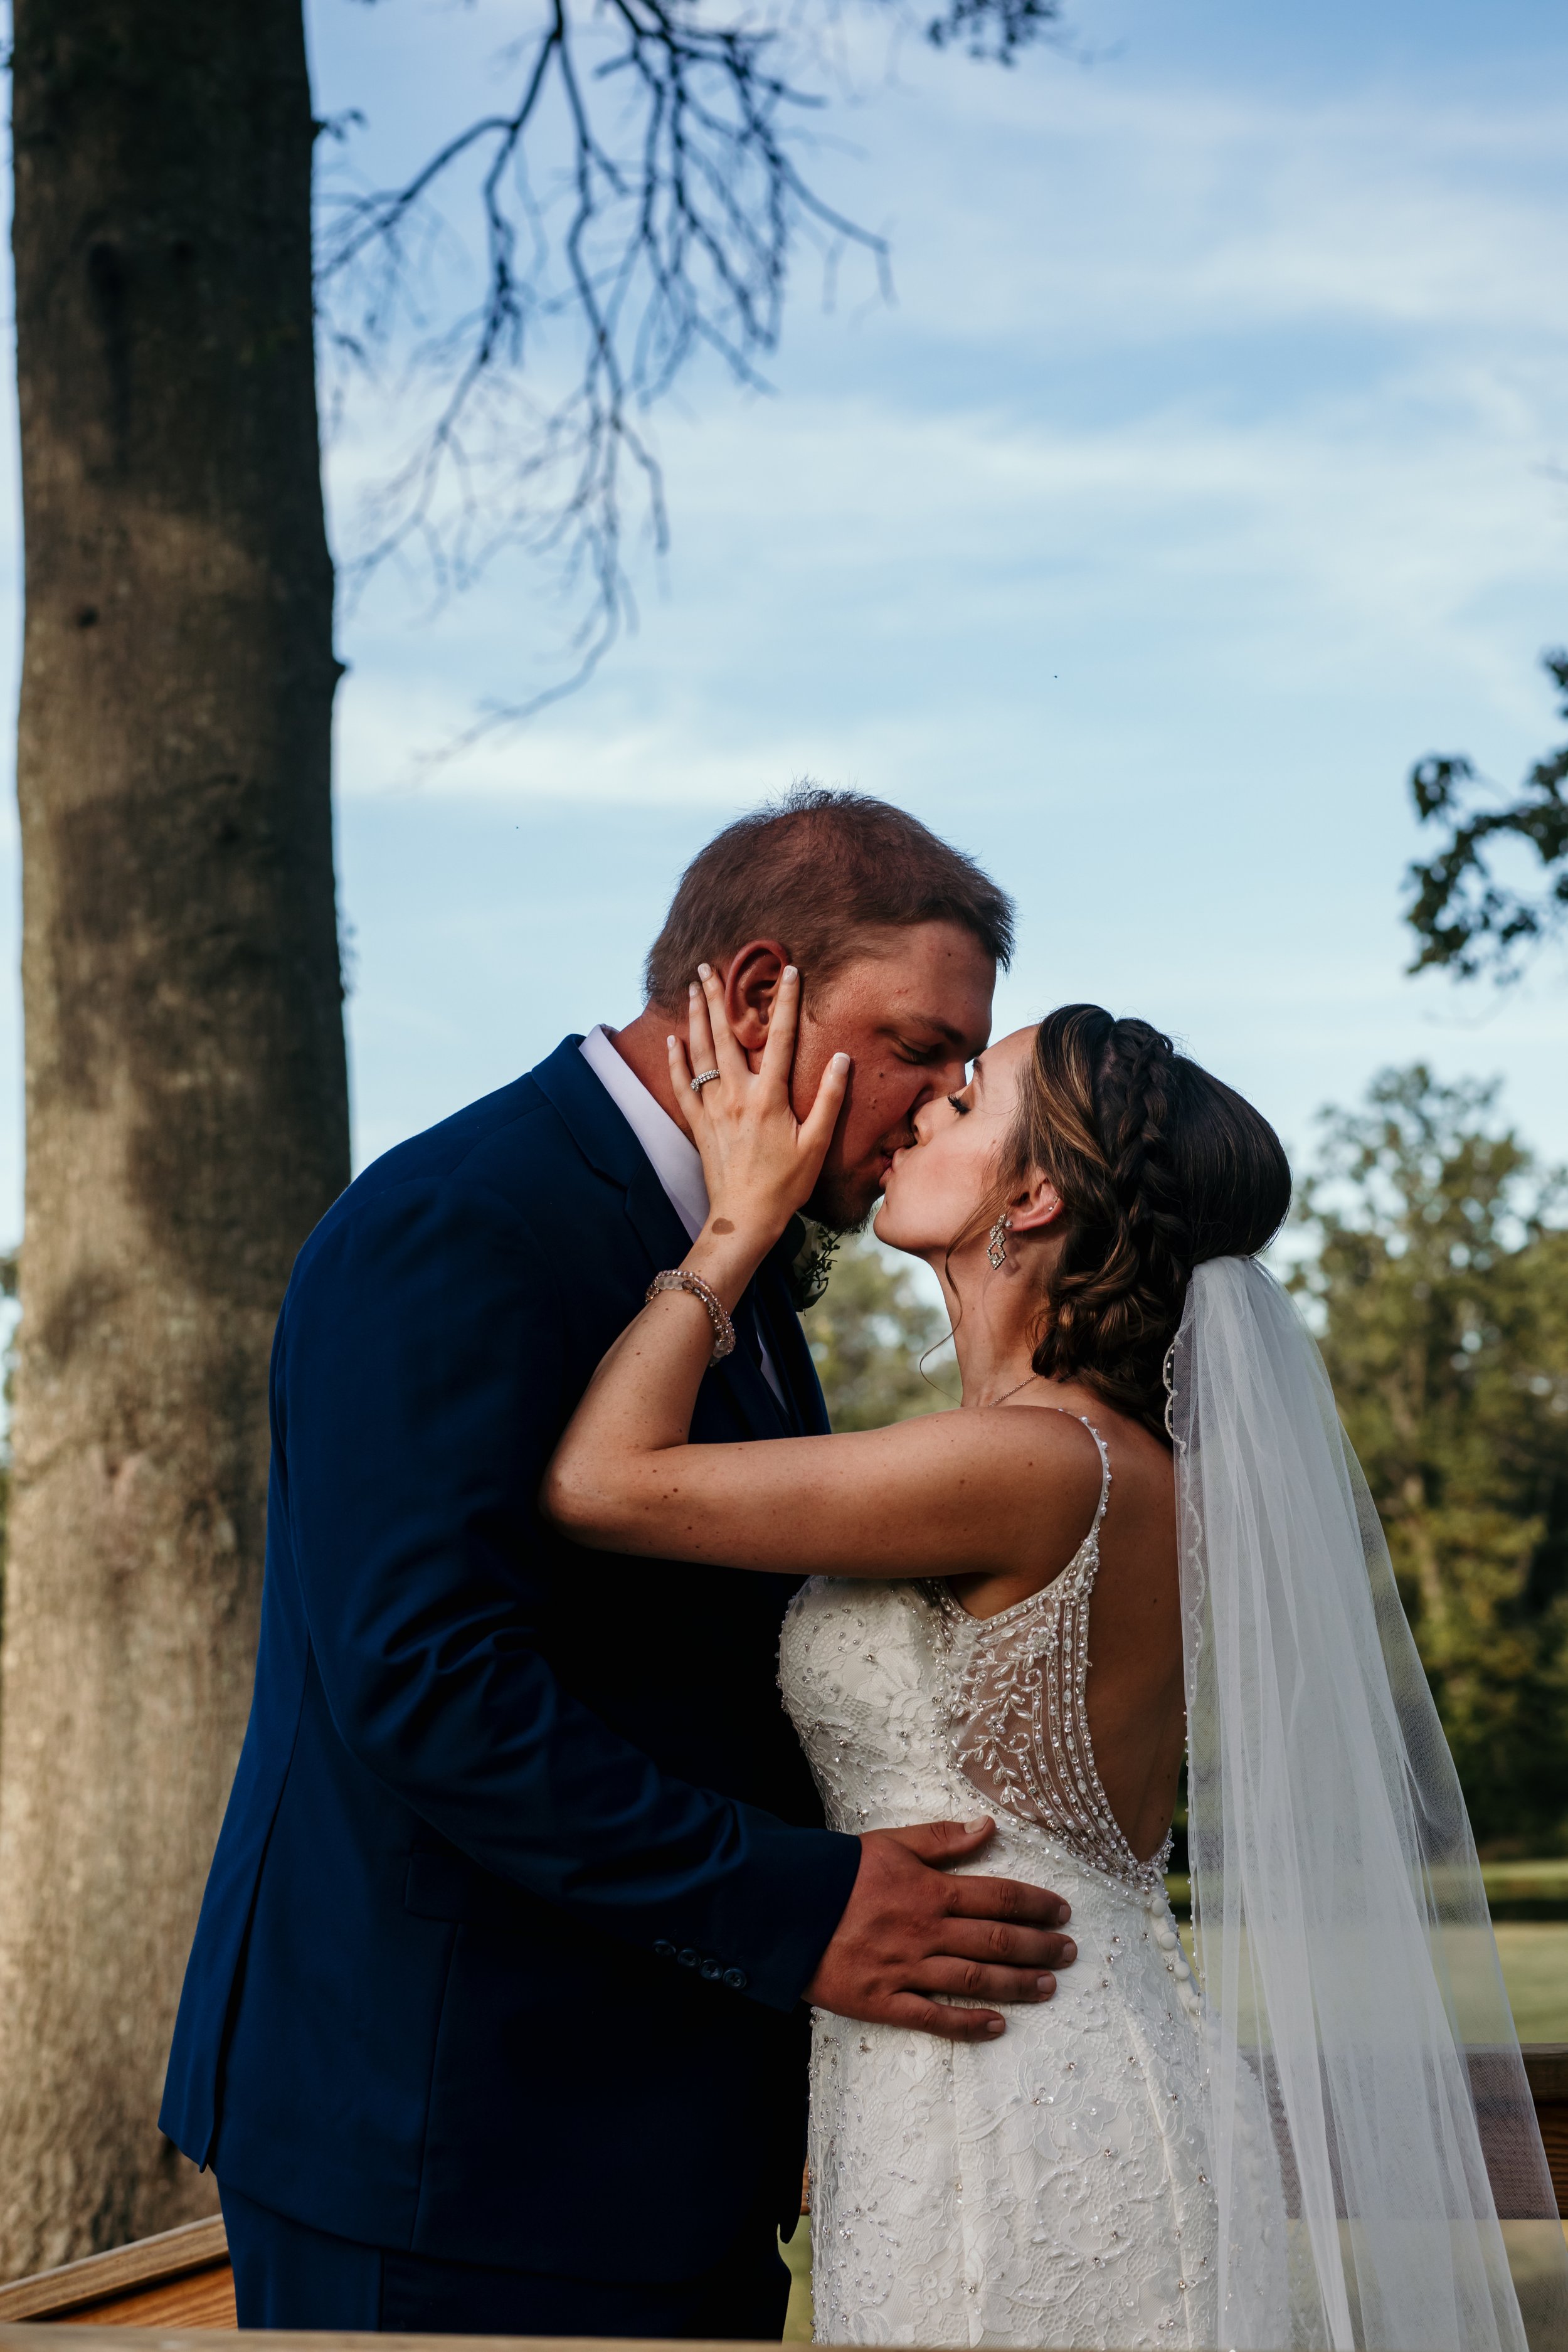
[1291,1067,1568,1852]
[805,1231,958,1432]
[1405,649,1568,983]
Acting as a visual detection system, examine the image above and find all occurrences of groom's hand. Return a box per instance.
[803,1818,1078,2042]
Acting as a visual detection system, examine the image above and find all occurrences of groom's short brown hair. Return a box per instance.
[644,785,1014,1009]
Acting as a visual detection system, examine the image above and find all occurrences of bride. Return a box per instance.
[544,967,1566,2352]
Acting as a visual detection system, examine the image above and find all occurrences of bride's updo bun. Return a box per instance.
[1000,1004,1291,1439]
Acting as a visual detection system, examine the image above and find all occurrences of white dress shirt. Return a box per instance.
[580,1025,785,1405]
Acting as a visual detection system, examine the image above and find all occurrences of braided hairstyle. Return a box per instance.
[994,1005,1291,1440]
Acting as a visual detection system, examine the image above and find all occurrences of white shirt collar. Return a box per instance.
[578,1024,709,1242]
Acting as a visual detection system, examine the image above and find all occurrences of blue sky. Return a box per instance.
[1,0,1565,1233]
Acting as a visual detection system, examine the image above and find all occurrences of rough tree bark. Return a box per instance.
[0,0,348,2272]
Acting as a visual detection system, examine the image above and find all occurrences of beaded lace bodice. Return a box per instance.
[775,1414,1285,2348]
[927,1414,1172,1899]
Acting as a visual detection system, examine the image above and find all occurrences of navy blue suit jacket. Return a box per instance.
[160,1037,862,2280]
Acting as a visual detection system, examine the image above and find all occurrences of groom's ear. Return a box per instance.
[723,939,791,1056]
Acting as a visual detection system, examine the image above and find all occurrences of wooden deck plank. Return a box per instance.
[4,2335,968,2351]
[63,2272,238,2331]
[0,2224,229,2325]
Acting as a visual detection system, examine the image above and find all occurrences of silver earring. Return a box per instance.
[987,1217,1010,1269]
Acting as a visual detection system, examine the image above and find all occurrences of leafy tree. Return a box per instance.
[1405,650,1568,982]
[1291,1066,1568,1853]
[807,1232,956,1431]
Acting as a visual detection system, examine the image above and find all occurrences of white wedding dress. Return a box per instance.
[778,1417,1283,2349]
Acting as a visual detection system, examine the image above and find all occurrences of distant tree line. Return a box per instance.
[1291,1067,1568,1853]
[804,1236,956,1431]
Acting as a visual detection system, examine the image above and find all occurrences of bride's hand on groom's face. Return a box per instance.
[803,1818,1079,2043]
[669,962,849,1264]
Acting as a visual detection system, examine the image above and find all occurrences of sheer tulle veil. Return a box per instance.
[1171,1256,1568,2351]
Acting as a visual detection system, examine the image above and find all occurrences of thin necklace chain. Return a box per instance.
[982,1370,1044,1410]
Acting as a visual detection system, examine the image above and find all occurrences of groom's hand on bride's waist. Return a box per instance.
[802,1818,1078,2042]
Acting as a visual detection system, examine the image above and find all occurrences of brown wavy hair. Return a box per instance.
[988,1005,1291,1439]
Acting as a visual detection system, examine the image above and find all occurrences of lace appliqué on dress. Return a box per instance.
[928,1414,1172,1899]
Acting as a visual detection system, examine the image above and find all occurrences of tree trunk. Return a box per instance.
[0,0,347,2272]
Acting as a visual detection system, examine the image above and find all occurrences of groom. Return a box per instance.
[161,787,1079,2338]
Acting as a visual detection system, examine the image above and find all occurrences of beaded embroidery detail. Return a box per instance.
[927,1413,1173,1897]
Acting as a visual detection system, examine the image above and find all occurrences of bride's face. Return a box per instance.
[873,1025,1037,1260]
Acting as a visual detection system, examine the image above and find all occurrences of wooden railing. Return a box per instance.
[0,2049,1563,2333]
[0,2218,234,2329]
[1530,2042,1568,2215]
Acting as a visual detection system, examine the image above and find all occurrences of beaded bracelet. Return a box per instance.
[645,1269,736,1364]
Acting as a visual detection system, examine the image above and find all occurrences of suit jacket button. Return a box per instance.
[699,1957,721,1980]
[678,1947,700,1968]
[723,1968,748,1990]
[653,1941,675,1959]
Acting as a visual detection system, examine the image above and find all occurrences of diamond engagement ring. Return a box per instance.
[691,1069,721,1093]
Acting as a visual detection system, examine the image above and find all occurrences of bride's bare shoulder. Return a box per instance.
[921,1398,1111,1608]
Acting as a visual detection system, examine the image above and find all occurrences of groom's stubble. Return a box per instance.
[795,924,997,1230]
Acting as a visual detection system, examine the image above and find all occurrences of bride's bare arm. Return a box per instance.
[541,964,1101,1580]
[545,1397,1101,1580]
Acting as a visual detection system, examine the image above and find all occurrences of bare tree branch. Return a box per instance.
[316,0,1059,748]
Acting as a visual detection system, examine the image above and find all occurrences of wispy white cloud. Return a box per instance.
[309,0,1568,1162]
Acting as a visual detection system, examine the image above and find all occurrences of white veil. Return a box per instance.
[1172,1256,1568,2352]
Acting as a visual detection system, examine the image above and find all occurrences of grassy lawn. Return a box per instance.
[1168,1919,1568,2042]
[1480,1860,1568,1918]
[1495,1924,1568,2040]
[1167,1861,1568,1924]
[780,2218,812,2344]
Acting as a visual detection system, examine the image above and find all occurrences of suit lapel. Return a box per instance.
[721,1294,793,1439]
[756,1249,830,1437]
[531,1035,792,1441]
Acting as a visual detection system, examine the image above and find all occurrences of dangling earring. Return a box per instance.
[987,1217,1010,1269]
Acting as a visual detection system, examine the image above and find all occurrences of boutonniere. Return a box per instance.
[785,1216,841,1311]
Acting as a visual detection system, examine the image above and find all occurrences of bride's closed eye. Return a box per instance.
[948,1094,972,1117]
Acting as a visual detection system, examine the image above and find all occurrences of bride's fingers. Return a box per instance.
[799,1052,851,1163]
[686,973,718,1078]
[696,963,749,1086]
[758,963,800,1092]
[666,1030,696,1102]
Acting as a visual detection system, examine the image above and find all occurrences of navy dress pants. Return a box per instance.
[218,2181,795,2339]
